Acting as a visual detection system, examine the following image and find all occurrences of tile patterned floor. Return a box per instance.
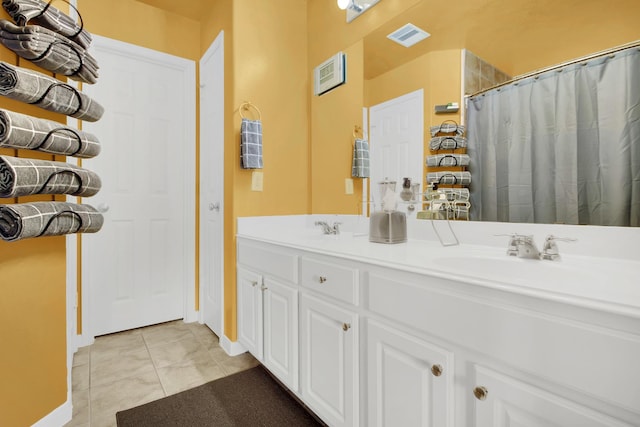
[64,320,259,427]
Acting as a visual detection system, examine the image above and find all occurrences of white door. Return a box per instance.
[82,36,196,336]
[370,89,424,213]
[263,277,298,391]
[236,268,263,360]
[300,293,358,427]
[199,31,225,337]
[366,319,454,427]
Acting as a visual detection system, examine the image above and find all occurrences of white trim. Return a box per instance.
[221,334,247,356]
[460,49,466,124]
[198,30,225,334]
[361,107,368,216]
[31,400,72,427]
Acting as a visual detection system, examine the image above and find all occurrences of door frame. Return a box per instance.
[66,34,197,347]
[198,30,225,336]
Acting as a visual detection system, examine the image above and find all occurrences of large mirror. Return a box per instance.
[359,0,640,226]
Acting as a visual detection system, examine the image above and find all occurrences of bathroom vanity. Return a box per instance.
[236,215,640,427]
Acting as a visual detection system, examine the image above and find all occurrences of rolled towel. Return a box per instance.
[0,61,104,121]
[0,108,100,158]
[428,136,467,151]
[0,201,103,241]
[426,153,470,167]
[351,138,370,178]
[429,122,465,137]
[0,19,98,84]
[240,117,263,169]
[2,0,92,49]
[0,155,101,197]
[426,171,472,186]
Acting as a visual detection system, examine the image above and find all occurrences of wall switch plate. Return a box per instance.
[251,171,263,191]
[345,178,354,195]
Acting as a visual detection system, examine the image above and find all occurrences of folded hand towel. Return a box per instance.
[429,122,465,137]
[240,118,263,169]
[2,0,92,49]
[0,155,101,198]
[0,108,100,157]
[0,201,103,241]
[0,61,103,121]
[0,19,98,84]
[351,138,370,178]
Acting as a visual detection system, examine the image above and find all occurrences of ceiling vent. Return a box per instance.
[387,23,430,48]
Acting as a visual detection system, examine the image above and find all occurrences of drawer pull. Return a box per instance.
[342,323,351,331]
[431,364,443,377]
[260,285,268,291]
[473,386,488,401]
[319,276,327,283]
[251,281,258,287]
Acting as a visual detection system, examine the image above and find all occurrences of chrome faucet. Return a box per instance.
[501,234,576,260]
[315,220,341,235]
[510,234,540,259]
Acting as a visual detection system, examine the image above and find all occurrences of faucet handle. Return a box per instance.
[495,233,525,256]
[542,235,576,260]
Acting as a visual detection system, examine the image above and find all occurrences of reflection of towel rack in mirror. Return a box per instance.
[239,101,261,120]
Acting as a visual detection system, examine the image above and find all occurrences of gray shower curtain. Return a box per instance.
[467,46,640,226]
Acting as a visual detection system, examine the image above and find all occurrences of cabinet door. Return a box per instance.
[472,365,633,427]
[366,320,454,427]
[300,293,358,427]
[236,268,263,360]
[263,277,298,391]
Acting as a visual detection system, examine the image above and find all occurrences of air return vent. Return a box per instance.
[387,23,430,48]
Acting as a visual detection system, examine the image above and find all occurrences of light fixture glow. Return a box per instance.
[337,0,349,10]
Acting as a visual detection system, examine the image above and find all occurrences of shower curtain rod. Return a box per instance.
[468,39,640,97]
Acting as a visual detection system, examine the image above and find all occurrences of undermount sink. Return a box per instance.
[432,252,640,308]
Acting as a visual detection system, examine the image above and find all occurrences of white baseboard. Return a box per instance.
[220,335,247,356]
[31,399,71,427]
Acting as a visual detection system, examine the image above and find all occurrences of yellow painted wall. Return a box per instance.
[310,41,365,214]
[224,0,310,339]
[0,6,68,425]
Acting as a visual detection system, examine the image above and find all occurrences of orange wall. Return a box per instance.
[0,8,68,426]
[224,0,310,339]
[311,40,365,214]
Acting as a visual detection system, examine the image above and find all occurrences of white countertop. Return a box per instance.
[237,215,640,318]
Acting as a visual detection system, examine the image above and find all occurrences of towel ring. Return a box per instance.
[353,125,363,139]
[239,101,262,120]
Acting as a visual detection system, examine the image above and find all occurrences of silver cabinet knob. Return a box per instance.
[319,276,327,283]
[431,364,443,377]
[473,386,488,401]
[260,285,268,291]
[251,281,258,287]
[209,202,220,212]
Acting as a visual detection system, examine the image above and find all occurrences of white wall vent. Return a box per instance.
[314,52,346,96]
[387,23,430,48]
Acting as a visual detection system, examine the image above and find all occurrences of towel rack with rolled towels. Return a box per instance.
[0,0,106,241]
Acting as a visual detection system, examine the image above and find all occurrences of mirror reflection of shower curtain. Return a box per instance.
[467,46,640,226]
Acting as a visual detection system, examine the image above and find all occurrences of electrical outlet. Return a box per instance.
[251,171,263,191]
[345,178,354,195]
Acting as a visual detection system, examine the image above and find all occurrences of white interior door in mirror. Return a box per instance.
[370,89,424,215]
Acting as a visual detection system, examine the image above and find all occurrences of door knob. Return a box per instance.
[473,386,488,401]
[209,202,220,212]
[431,364,443,377]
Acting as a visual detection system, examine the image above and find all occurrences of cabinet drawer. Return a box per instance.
[237,240,298,283]
[301,256,358,306]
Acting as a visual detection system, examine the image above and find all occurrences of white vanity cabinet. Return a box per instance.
[236,229,640,427]
[299,255,360,427]
[236,241,299,391]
